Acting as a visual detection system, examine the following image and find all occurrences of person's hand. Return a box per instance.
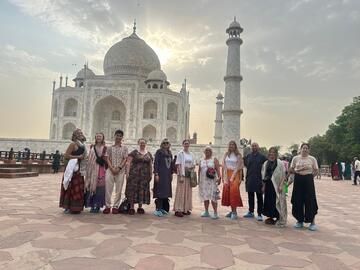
[78,154,84,160]
[278,185,283,193]
[217,177,221,185]
[155,175,160,183]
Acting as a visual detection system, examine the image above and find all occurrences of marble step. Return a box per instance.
[0,167,27,173]
[0,172,39,178]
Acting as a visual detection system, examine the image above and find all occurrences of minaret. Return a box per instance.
[59,75,63,87]
[214,93,224,145]
[222,17,243,144]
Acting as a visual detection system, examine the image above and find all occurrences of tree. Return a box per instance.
[308,96,360,164]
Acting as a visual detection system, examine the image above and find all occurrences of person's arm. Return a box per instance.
[149,153,153,179]
[64,143,82,160]
[126,156,133,178]
[214,158,221,185]
[154,151,160,182]
[119,147,128,170]
[313,157,319,176]
[197,160,201,181]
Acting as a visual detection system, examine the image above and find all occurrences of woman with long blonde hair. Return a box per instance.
[221,141,244,220]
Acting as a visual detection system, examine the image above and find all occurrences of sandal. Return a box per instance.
[128,209,135,215]
[182,211,191,215]
[175,211,184,217]
[137,208,145,214]
[265,218,275,225]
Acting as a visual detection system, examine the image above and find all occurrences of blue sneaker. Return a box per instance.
[225,212,232,218]
[230,212,238,220]
[211,213,219,220]
[160,209,168,215]
[154,210,164,217]
[243,211,254,218]
[308,223,317,231]
[294,222,304,229]
[201,211,210,218]
[256,215,263,221]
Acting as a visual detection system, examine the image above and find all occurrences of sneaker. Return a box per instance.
[63,209,70,214]
[160,209,168,215]
[154,210,164,217]
[211,213,219,220]
[243,211,254,218]
[256,215,263,221]
[201,211,210,218]
[308,223,317,231]
[225,212,232,218]
[294,222,304,229]
[230,212,238,220]
[103,207,110,214]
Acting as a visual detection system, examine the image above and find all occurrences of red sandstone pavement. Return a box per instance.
[0,174,359,270]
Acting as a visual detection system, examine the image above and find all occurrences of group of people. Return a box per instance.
[331,159,360,185]
[59,128,320,231]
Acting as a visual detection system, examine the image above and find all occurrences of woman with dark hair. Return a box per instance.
[289,143,319,231]
[262,147,287,227]
[85,133,107,213]
[125,138,153,215]
[222,140,244,220]
[153,138,173,217]
[59,129,87,214]
[173,139,195,217]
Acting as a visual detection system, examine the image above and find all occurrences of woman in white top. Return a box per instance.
[221,141,244,220]
[198,146,221,219]
[289,143,319,231]
[173,139,195,217]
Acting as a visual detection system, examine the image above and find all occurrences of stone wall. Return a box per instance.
[0,138,230,161]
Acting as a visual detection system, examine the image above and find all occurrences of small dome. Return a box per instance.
[75,66,95,79]
[216,93,224,99]
[229,20,241,29]
[146,69,167,81]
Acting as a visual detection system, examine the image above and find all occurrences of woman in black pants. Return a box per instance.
[289,143,319,231]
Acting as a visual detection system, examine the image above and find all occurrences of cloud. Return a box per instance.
[0,44,56,79]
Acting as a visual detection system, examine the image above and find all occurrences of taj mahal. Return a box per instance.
[0,18,244,156]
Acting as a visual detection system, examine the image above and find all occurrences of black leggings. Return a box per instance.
[291,174,318,223]
[155,198,170,212]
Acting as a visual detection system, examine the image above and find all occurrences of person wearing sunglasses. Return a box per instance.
[153,138,174,217]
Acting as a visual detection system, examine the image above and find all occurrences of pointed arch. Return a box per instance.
[142,125,156,142]
[143,99,157,119]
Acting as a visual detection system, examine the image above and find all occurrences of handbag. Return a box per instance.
[93,146,108,169]
[190,170,198,188]
[119,198,131,214]
[206,167,216,179]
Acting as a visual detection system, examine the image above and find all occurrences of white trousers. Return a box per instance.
[105,170,125,208]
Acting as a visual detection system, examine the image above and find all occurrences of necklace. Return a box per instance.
[165,156,172,169]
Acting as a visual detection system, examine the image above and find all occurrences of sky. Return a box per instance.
[0,0,359,150]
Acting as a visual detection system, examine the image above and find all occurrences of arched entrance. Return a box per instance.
[92,96,126,140]
[142,125,156,142]
[62,122,76,140]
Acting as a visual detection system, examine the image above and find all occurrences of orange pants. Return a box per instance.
[221,169,243,207]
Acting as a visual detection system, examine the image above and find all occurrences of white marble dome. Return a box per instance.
[103,32,161,77]
[146,69,167,81]
[76,66,95,78]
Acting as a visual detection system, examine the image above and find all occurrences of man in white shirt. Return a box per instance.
[354,157,360,185]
